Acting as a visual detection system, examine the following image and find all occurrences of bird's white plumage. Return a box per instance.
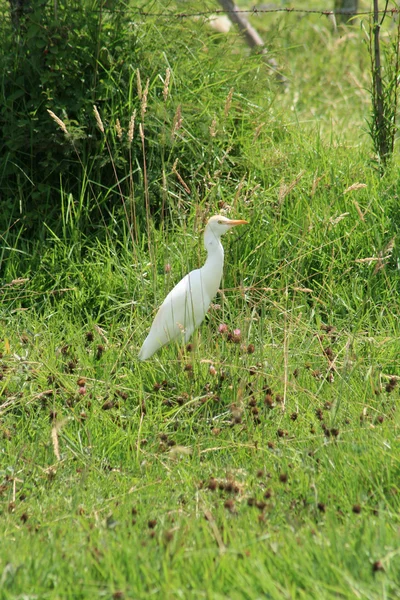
[138,215,248,360]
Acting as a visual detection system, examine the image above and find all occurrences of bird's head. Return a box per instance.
[206,215,248,238]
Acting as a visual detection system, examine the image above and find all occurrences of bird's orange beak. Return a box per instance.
[226,219,248,226]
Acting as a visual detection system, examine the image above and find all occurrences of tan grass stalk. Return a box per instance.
[224,87,234,117]
[93,105,104,134]
[209,117,217,137]
[172,159,191,194]
[115,118,123,140]
[343,182,367,193]
[329,212,349,226]
[373,237,395,274]
[136,68,142,100]
[51,417,68,462]
[51,423,60,461]
[253,122,265,143]
[141,78,149,121]
[203,510,226,553]
[163,67,171,102]
[353,200,365,221]
[171,104,182,138]
[47,109,69,135]
[128,109,136,145]
[311,172,325,197]
[278,170,305,204]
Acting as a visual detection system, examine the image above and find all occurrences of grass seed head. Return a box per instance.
[209,116,217,137]
[47,109,69,136]
[127,109,136,145]
[207,478,218,491]
[115,118,123,140]
[224,498,235,513]
[372,560,384,572]
[171,104,182,138]
[96,345,105,359]
[163,67,171,101]
[93,105,104,134]
[136,68,142,100]
[141,78,149,121]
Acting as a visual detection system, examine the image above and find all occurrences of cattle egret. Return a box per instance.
[138,215,248,360]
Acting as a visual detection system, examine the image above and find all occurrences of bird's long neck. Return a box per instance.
[200,228,224,293]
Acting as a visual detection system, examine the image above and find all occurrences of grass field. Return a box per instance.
[1,2,400,599]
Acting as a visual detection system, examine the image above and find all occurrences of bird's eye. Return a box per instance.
[218,220,223,224]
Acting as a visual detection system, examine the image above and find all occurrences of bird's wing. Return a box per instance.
[146,273,192,345]
[139,269,212,360]
[152,269,210,336]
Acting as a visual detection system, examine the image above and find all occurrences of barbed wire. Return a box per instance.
[126,7,400,19]
[2,5,400,19]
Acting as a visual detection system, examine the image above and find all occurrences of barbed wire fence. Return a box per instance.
[2,3,400,18]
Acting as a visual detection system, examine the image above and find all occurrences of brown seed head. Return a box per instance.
[372,560,384,572]
[207,478,218,491]
[224,498,235,513]
[264,394,274,408]
[96,345,105,359]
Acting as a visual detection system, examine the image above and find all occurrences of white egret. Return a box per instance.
[138,215,248,360]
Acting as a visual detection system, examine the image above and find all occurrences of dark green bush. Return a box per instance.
[0,0,141,234]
